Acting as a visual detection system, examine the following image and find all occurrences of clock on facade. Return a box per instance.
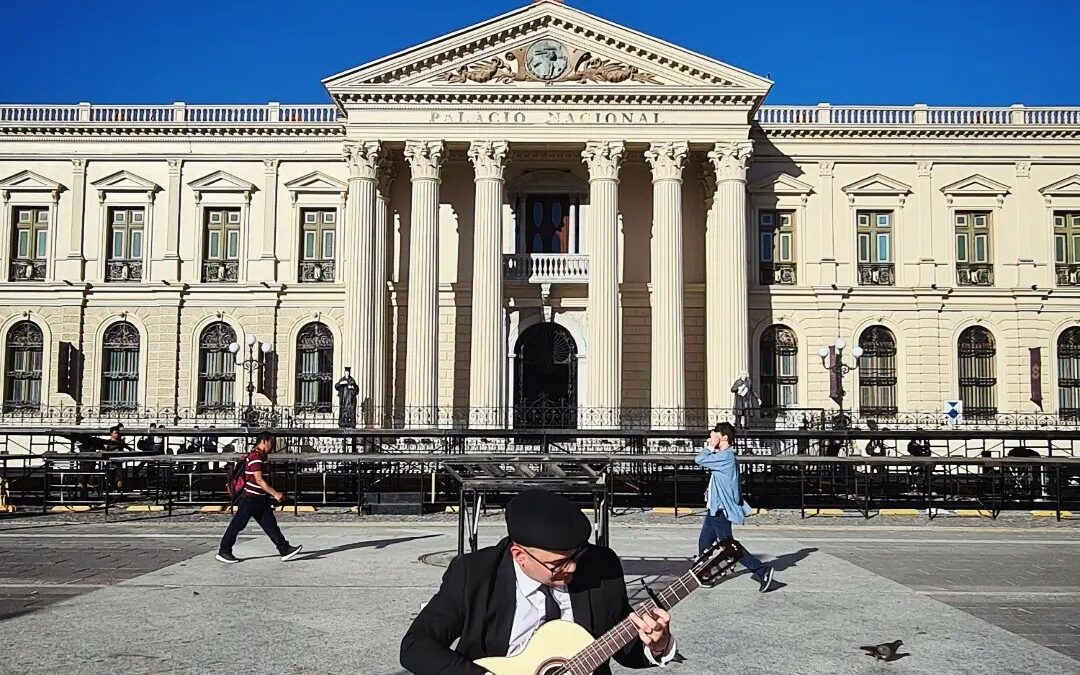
[524,39,569,81]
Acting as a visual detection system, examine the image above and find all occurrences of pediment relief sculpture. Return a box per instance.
[433,41,662,85]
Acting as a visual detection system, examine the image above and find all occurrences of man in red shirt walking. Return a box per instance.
[216,432,302,563]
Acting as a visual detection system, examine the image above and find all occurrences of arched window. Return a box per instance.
[958,326,996,418]
[101,322,139,411]
[295,322,334,412]
[760,325,798,408]
[4,321,43,411]
[1058,327,1080,420]
[197,322,236,412]
[858,326,897,417]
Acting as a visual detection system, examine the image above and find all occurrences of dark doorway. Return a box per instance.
[524,195,571,254]
[514,323,578,429]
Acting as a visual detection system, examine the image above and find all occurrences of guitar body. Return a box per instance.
[475,620,597,675]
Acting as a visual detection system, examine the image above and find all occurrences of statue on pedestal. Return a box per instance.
[731,369,759,429]
[336,367,359,429]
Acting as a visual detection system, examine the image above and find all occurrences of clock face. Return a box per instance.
[525,40,569,81]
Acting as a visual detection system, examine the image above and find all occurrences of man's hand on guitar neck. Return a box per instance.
[628,607,673,658]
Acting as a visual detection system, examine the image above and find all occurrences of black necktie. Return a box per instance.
[540,584,561,622]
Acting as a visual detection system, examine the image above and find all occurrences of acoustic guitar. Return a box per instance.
[474,538,743,675]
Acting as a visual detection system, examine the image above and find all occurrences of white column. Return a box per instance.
[403,141,445,426]
[56,158,87,281]
[343,140,382,426]
[817,160,837,286]
[706,141,753,416]
[581,141,625,424]
[467,141,510,427]
[161,158,182,281]
[645,142,689,427]
[372,157,396,426]
[249,158,279,280]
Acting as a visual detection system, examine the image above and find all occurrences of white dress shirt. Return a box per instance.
[506,559,676,666]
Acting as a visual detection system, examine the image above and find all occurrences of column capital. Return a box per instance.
[167,158,183,175]
[706,141,754,182]
[468,141,510,181]
[71,158,87,174]
[582,141,625,181]
[818,160,835,177]
[343,141,382,180]
[404,140,446,181]
[916,160,933,177]
[644,141,688,182]
[263,158,280,175]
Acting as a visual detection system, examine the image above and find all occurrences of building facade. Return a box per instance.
[2,0,1080,429]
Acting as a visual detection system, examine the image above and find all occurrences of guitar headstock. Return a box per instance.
[690,538,742,587]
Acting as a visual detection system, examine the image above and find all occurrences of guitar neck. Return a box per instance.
[565,571,702,674]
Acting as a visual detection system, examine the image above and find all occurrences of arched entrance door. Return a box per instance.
[514,323,578,429]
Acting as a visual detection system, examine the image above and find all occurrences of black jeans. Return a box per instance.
[219,495,290,555]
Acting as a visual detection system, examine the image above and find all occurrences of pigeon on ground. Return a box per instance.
[860,640,903,661]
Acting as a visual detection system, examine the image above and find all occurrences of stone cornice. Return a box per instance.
[754,125,1080,141]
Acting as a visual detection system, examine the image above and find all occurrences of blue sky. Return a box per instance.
[3,0,1076,105]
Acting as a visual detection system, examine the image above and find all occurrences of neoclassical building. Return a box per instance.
[2,0,1080,428]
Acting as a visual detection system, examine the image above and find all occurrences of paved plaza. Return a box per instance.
[0,513,1078,674]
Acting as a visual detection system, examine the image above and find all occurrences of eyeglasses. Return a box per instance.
[520,545,586,573]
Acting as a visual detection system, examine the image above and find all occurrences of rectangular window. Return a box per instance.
[107,208,144,260]
[758,210,796,284]
[300,209,336,261]
[12,207,49,259]
[856,211,892,263]
[203,208,241,261]
[955,211,994,286]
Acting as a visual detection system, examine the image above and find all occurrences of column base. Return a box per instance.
[247,257,278,284]
[54,257,85,281]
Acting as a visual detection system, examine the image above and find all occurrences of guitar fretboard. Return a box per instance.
[564,571,701,675]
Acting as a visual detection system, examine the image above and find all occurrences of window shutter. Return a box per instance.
[57,341,83,398]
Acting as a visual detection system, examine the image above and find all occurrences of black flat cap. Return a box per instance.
[506,489,592,551]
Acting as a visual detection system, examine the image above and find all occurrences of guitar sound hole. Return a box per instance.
[538,658,569,675]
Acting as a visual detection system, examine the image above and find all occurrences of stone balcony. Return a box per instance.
[504,254,588,283]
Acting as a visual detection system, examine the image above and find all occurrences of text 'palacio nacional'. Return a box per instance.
[2,0,1080,429]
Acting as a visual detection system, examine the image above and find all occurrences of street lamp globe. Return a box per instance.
[834,338,847,352]
[246,334,257,347]
[260,341,272,354]
[817,346,830,359]
[228,342,240,354]
[852,345,865,359]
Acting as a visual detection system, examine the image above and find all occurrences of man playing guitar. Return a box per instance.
[400,489,677,675]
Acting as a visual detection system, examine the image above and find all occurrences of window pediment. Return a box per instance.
[0,170,65,201]
[91,170,160,201]
[284,171,347,197]
[940,174,1010,198]
[1040,174,1080,201]
[842,173,912,197]
[188,170,256,204]
[749,173,814,196]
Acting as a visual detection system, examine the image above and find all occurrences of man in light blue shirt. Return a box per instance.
[695,422,776,593]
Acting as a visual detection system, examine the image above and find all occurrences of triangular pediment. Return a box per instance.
[0,170,64,193]
[323,1,771,97]
[750,173,814,195]
[91,170,160,193]
[284,171,347,195]
[842,174,912,196]
[1040,174,1080,196]
[188,170,256,194]
[940,174,1010,197]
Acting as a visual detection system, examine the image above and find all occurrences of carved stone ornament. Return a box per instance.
[917,161,933,177]
[581,141,626,181]
[468,141,511,181]
[1016,161,1032,178]
[644,141,689,182]
[404,141,446,181]
[376,155,397,198]
[699,161,718,204]
[707,141,754,182]
[434,41,662,85]
[818,160,835,177]
[342,141,382,180]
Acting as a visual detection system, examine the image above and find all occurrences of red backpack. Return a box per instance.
[225,456,248,502]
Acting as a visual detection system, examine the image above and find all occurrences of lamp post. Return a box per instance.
[229,334,272,427]
[818,338,863,430]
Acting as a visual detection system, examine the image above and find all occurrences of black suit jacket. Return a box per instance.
[400,537,655,675]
